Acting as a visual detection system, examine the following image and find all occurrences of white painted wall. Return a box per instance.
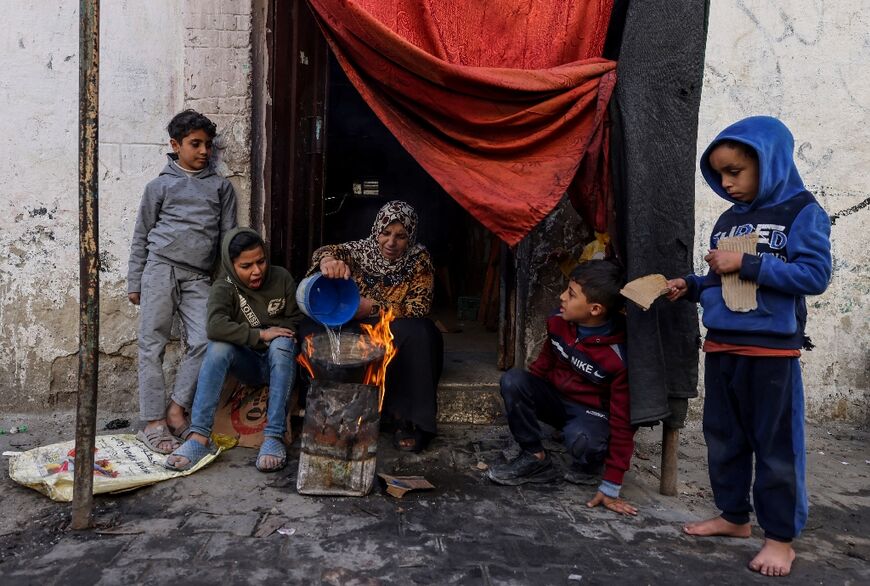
[0,0,252,411]
[695,1,869,421]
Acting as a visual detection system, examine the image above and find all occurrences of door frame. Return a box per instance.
[265,0,329,276]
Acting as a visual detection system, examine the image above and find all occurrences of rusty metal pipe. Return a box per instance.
[72,0,100,531]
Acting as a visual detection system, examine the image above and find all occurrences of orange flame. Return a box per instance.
[359,307,397,411]
[295,311,397,412]
[296,334,315,379]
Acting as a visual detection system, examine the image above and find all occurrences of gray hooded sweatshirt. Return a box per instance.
[127,154,238,293]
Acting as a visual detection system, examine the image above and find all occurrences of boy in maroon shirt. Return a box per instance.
[487,260,637,516]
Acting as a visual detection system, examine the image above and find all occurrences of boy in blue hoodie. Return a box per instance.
[127,110,238,455]
[667,117,831,577]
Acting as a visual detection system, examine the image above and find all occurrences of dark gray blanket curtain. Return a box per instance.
[608,1,710,427]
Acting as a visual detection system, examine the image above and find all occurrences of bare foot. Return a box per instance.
[165,401,189,436]
[258,454,281,469]
[144,419,177,453]
[749,539,796,577]
[165,433,209,468]
[683,516,751,538]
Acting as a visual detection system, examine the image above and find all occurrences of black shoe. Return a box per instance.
[563,460,602,485]
[486,451,559,486]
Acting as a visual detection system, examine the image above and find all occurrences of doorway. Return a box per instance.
[266,0,511,383]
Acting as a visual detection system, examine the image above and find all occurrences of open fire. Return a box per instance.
[297,308,398,410]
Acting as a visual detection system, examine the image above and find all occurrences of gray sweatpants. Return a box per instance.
[138,261,210,421]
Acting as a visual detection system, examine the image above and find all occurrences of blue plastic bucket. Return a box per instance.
[296,272,360,327]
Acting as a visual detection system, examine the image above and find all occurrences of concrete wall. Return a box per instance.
[0,0,253,412]
[694,1,869,421]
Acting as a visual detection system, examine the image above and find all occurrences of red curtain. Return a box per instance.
[307,0,616,245]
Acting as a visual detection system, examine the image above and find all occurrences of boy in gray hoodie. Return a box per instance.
[127,110,238,454]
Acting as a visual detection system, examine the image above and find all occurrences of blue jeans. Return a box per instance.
[189,336,298,440]
[500,368,609,468]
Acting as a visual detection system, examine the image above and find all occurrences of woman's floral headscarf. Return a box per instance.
[344,200,426,277]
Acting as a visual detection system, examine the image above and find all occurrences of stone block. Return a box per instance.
[219,30,251,49]
[186,28,221,48]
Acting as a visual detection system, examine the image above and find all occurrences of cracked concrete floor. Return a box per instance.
[1,414,868,585]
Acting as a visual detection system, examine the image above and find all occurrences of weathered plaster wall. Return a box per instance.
[518,199,592,368]
[694,1,869,421]
[0,0,253,412]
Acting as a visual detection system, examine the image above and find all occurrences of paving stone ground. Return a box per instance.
[1,415,868,585]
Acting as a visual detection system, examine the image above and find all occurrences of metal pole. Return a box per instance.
[72,0,100,531]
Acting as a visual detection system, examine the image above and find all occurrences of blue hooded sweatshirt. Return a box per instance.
[685,116,832,349]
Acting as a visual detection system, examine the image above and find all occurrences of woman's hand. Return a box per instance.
[704,249,743,275]
[128,292,141,305]
[586,491,638,516]
[665,278,687,301]
[320,256,351,279]
[354,297,375,320]
[259,327,295,343]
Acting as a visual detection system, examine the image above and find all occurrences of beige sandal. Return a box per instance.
[136,424,181,454]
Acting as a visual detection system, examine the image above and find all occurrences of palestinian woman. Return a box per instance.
[304,200,443,452]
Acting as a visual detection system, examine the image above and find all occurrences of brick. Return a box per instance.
[219,30,250,49]
[236,14,252,31]
[186,28,220,49]
[186,97,220,113]
[219,13,239,30]
[216,96,248,113]
[185,49,250,99]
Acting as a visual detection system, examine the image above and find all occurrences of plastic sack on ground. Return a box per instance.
[8,433,235,502]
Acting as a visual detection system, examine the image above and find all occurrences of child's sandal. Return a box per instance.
[256,437,287,472]
[163,438,214,471]
[136,425,181,455]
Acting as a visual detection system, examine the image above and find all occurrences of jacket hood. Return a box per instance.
[220,227,269,293]
[700,116,805,211]
[160,153,217,179]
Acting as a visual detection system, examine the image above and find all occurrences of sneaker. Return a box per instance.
[563,460,602,485]
[486,451,559,486]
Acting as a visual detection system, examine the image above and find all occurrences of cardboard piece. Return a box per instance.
[377,474,435,498]
[620,274,670,311]
[253,515,287,538]
[212,375,296,448]
[716,233,758,312]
